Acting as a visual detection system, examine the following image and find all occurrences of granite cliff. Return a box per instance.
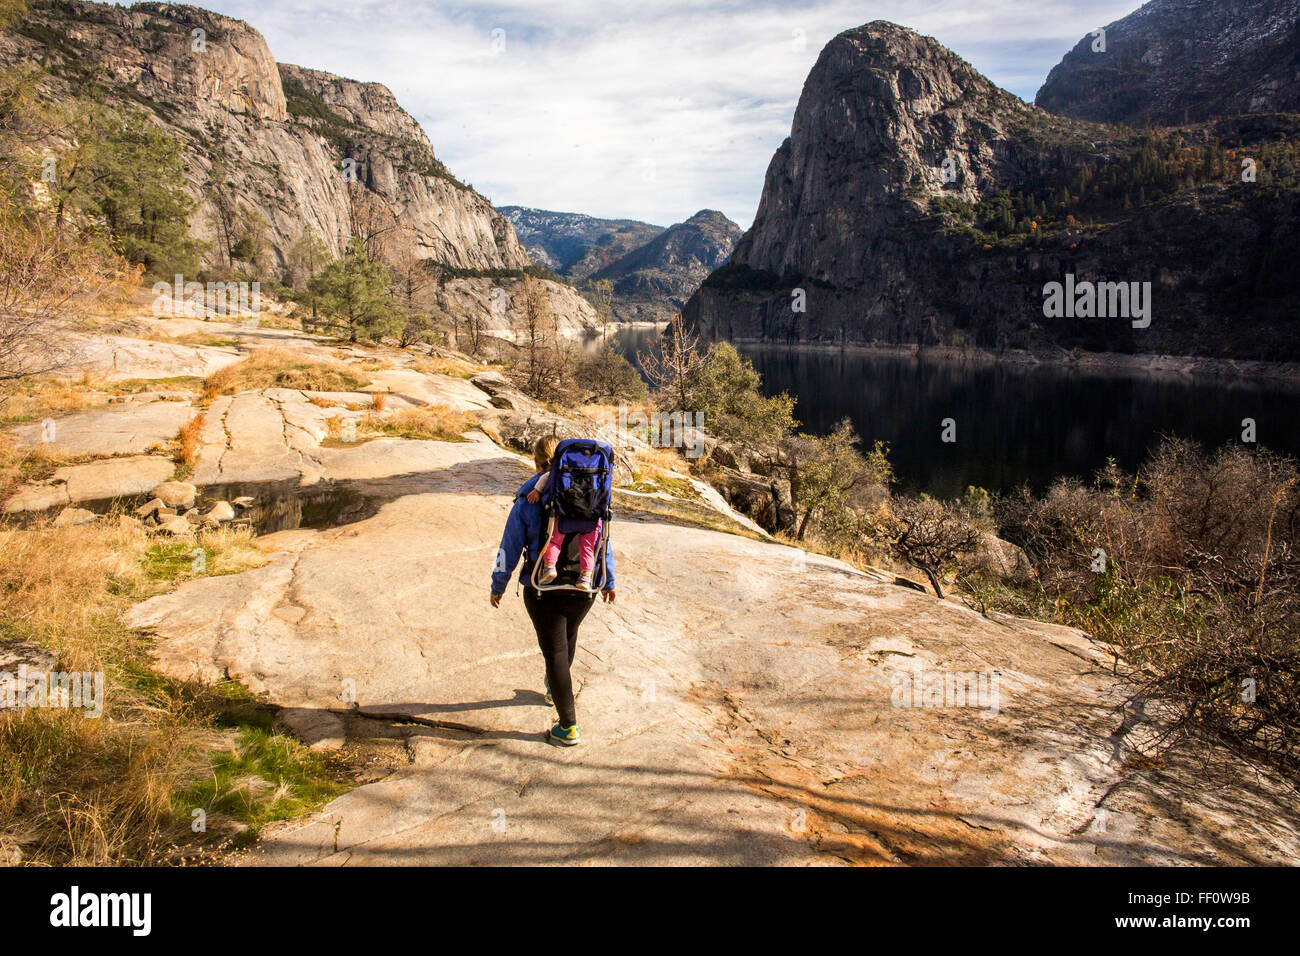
[682,20,1300,361]
[3,0,601,337]
[1036,0,1300,126]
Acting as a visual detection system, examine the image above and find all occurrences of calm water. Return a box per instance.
[611,327,1300,498]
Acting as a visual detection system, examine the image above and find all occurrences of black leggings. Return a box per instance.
[523,586,594,727]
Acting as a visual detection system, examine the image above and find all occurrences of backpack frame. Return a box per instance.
[529,438,614,593]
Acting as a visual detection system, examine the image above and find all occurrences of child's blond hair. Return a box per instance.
[533,435,560,473]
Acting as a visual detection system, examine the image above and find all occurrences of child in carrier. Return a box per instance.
[527,465,602,589]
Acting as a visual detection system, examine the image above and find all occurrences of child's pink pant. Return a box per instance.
[543,520,601,573]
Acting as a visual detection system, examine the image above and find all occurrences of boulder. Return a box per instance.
[151,481,197,509]
[1,456,175,514]
[134,497,166,518]
[470,373,525,411]
[206,500,237,523]
[711,442,746,471]
[5,401,194,458]
[155,515,192,536]
[232,496,256,509]
[53,507,97,527]
[697,463,794,533]
[966,531,1037,586]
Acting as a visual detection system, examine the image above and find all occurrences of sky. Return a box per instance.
[203,0,1139,229]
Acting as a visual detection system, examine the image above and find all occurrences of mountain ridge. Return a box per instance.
[3,0,602,337]
[590,208,742,323]
[503,204,741,324]
[1036,0,1300,126]
[498,206,665,280]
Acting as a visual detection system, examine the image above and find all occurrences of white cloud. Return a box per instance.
[203,0,1138,228]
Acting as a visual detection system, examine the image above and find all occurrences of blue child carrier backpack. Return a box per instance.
[530,438,614,593]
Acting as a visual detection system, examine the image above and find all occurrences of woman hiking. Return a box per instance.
[490,436,615,746]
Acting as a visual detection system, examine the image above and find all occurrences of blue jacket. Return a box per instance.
[491,473,615,595]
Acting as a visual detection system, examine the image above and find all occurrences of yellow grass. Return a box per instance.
[0,436,77,503]
[176,413,205,469]
[168,333,243,349]
[409,354,487,379]
[0,377,109,425]
[0,512,321,864]
[202,348,369,402]
[359,405,475,442]
[323,414,351,442]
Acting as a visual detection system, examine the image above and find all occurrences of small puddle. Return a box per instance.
[8,480,385,536]
[202,480,384,534]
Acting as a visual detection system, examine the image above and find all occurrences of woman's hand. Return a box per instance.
[526,489,540,503]
[602,589,616,604]
[490,592,502,608]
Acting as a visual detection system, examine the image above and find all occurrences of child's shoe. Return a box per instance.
[538,562,558,584]
[577,570,593,590]
[549,722,580,746]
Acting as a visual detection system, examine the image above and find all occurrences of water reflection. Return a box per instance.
[610,327,1300,498]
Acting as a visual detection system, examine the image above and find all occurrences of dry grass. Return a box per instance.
[371,390,387,412]
[0,512,339,865]
[359,405,475,442]
[632,443,690,475]
[347,357,394,372]
[98,376,204,397]
[202,348,369,402]
[0,436,76,503]
[409,354,487,379]
[176,413,205,471]
[168,333,242,349]
[624,444,700,500]
[323,414,353,442]
[0,377,109,425]
[0,516,192,864]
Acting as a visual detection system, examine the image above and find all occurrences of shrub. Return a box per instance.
[575,346,648,404]
[860,495,981,598]
[176,413,204,469]
[993,439,1300,772]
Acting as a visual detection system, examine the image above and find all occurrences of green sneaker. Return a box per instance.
[548,722,580,746]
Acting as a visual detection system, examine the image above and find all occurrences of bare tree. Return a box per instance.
[638,313,703,411]
[586,277,615,344]
[862,496,981,598]
[0,199,128,386]
[512,279,568,398]
[344,183,402,264]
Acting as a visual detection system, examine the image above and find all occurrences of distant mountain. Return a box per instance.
[591,210,742,323]
[682,20,1300,361]
[498,207,664,281]
[1036,0,1300,126]
[501,206,741,324]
